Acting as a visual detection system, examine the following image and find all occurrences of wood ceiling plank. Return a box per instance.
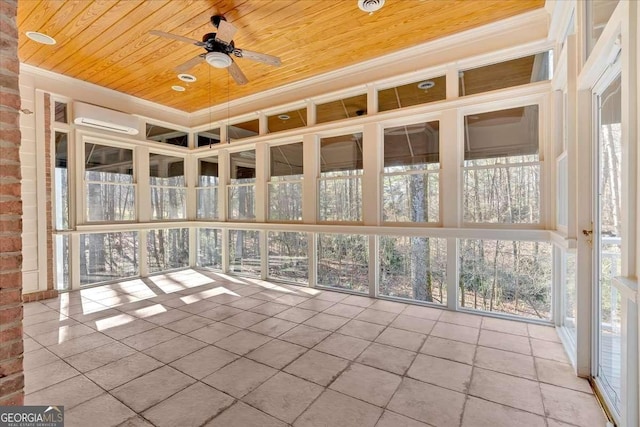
[17,0,42,28]
[17,0,65,51]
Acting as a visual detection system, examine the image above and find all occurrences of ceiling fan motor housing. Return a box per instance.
[202,33,235,53]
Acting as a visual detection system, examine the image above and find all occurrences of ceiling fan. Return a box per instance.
[150,15,282,86]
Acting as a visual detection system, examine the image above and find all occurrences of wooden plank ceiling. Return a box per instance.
[17,0,544,113]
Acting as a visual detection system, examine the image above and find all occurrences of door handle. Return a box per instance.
[582,228,593,247]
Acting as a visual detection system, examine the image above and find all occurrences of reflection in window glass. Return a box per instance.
[378,76,446,112]
[380,236,446,304]
[269,143,303,221]
[146,123,188,147]
[563,251,577,342]
[459,239,552,320]
[229,230,260,277]
[55,235,70,291]
[383,121,439,222]
[197,228,222,270]
[54,101,68,123]
[150,154,186,220]
[147,228,189,273]
[587,0,620,56]
[198,156,219,219]
[55,132,69,229]
[319,133,363,222]
[228,119,259,140]
[197,128,221,147]
[317,233,368,294]
[80,232,139,285]
[85,143,135,221]
[268,232,308,284]
[268,108,307,133]
[463,105,540,223]
[316,94,367,124]
[459,51,552,96]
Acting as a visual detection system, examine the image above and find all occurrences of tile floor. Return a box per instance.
[21,269,607,427]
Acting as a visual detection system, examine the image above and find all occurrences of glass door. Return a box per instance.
[593,71,622,417]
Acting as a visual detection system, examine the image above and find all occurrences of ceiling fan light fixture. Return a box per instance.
[206,52,232,68]
[358,0,385,13]
[26,31,56,45]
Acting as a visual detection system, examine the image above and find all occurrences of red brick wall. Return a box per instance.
[0,0,24,406]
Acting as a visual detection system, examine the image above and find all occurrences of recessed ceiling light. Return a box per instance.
[417,81,435,90]
[358,0,385,13]
[172,85,186,92]
[277,114,290,121]
[26,31,56,45]
[178,73,196,83]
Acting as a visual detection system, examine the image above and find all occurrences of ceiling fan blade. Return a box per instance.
[175,55,205,73]
[234,48,281,67]
[149,30,204,47]
[227,60,248,85]
[215,19,237,44]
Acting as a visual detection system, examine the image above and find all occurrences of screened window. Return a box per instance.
[54,101,68,123]
[146,123,188,147]
[587,0,620,56]
[55,235,70,291]
[229,230,260,277]
[197,127,221,147]
[316,94,367,124]
[85,143,135,222]
[197,228,222,270]
[268,108,307,133]
[150,154,186,220]
[80,232,139,286]
[459,51,552,96]
[378,76,446,112]
[55,132,70,229]
[228,119,259,141]
[229,150,256,220]
[268,231,308,284]
[317,233,368,294]
[319,133,363,222]
[269,142,303,221]
[463,105,541,223]
[383,121,439,222]
[197,156,219,219]
[147,228,189,273]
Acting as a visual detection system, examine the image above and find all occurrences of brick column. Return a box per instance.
[0,0,24,406]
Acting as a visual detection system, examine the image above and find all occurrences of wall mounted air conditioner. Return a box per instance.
[73,102,140,135]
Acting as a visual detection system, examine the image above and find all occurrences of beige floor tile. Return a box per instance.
[475,346,536,380]
[479,329,532,355]
[117,416,155,427]
[24,302,55,316]
[330,363,402,407]
[338,319,386,341]
[228,297,266,310]
[340,294,376,307]
[482,317,529,336]
[25,375,103,410]
[66,394,136,427]
[303,313,351,331]
[222,311,269,328]
[275,307,318,323]
[25,317,76,336]
[356,342,416,375]
[163,314,215,334]
[294,389,382,427]
[420,336,476,365]
[540,383,607,427]
[244,372,323,423]
[215,330,272,355]
[246,339,307,369]
[368,299,408,314]
[531,339,570,363]
[205,401,287,427]
[143,382,234,427]
[275,294,310,306]
[187,322,241,344]
[121,327,179,351]
[23,347,60,370]
[314,333,370,360]
[23,337,43,353]
[407,353,472,392]
[355,308,398,326]
[143,335,206,363]
[111,366,195,412]
[176,299,219,315]
[24,359,80,394]
[461,396,546,427]
[387,378,466,427]
[248,317,298,337]
[390,315,436,335]
[198,305,244,321]
[323,303,366,318]
[546,418,580,427]
[535,358,592,393]
[101,319,157,341]
[46,331,115,359]
[24,310,68,327]
[170,345,238,379]
[375,411,430,427]
[438,310,483,328]
[249,302,291,316]
[31,323,96,347]
[279,324,331,348]
[65,342,136,373]
[85,352,163,390]
[401,305,443,320]
[528,324,561,342]
[145,309,192,326]
[469,367,544,415]
[284,349,350,386]
[375,327,426,352]
[202,357,277,398]
[296,298,336,312]
[431,322,479,344]
[314,292,350,303]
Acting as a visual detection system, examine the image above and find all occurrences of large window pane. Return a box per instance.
[198,156,219,219]
[378,76,446,112]
[228,120,258,140]
[268,108,307,133]
[459,239,552,320]
[197,228,222,270]
[563,250,577,342]
[197,127,221,147]
[55,132,69,229]
[150,154,186,220]
[380,236,446,304]
[147,228,189,273]
[229,230,261,277]
[317,233,368,293]
[55,234,70,291]
[146,123,188,147]
[229,150,256,220]
[316,94,367,124]
[268,232,308,284]
[80,232,139,285]
[269,143,303,221]
[587,0,620,56]
[383,121,439,222]
[85,143,135,222]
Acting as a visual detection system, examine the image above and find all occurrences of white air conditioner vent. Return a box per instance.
[73,102,140,135]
